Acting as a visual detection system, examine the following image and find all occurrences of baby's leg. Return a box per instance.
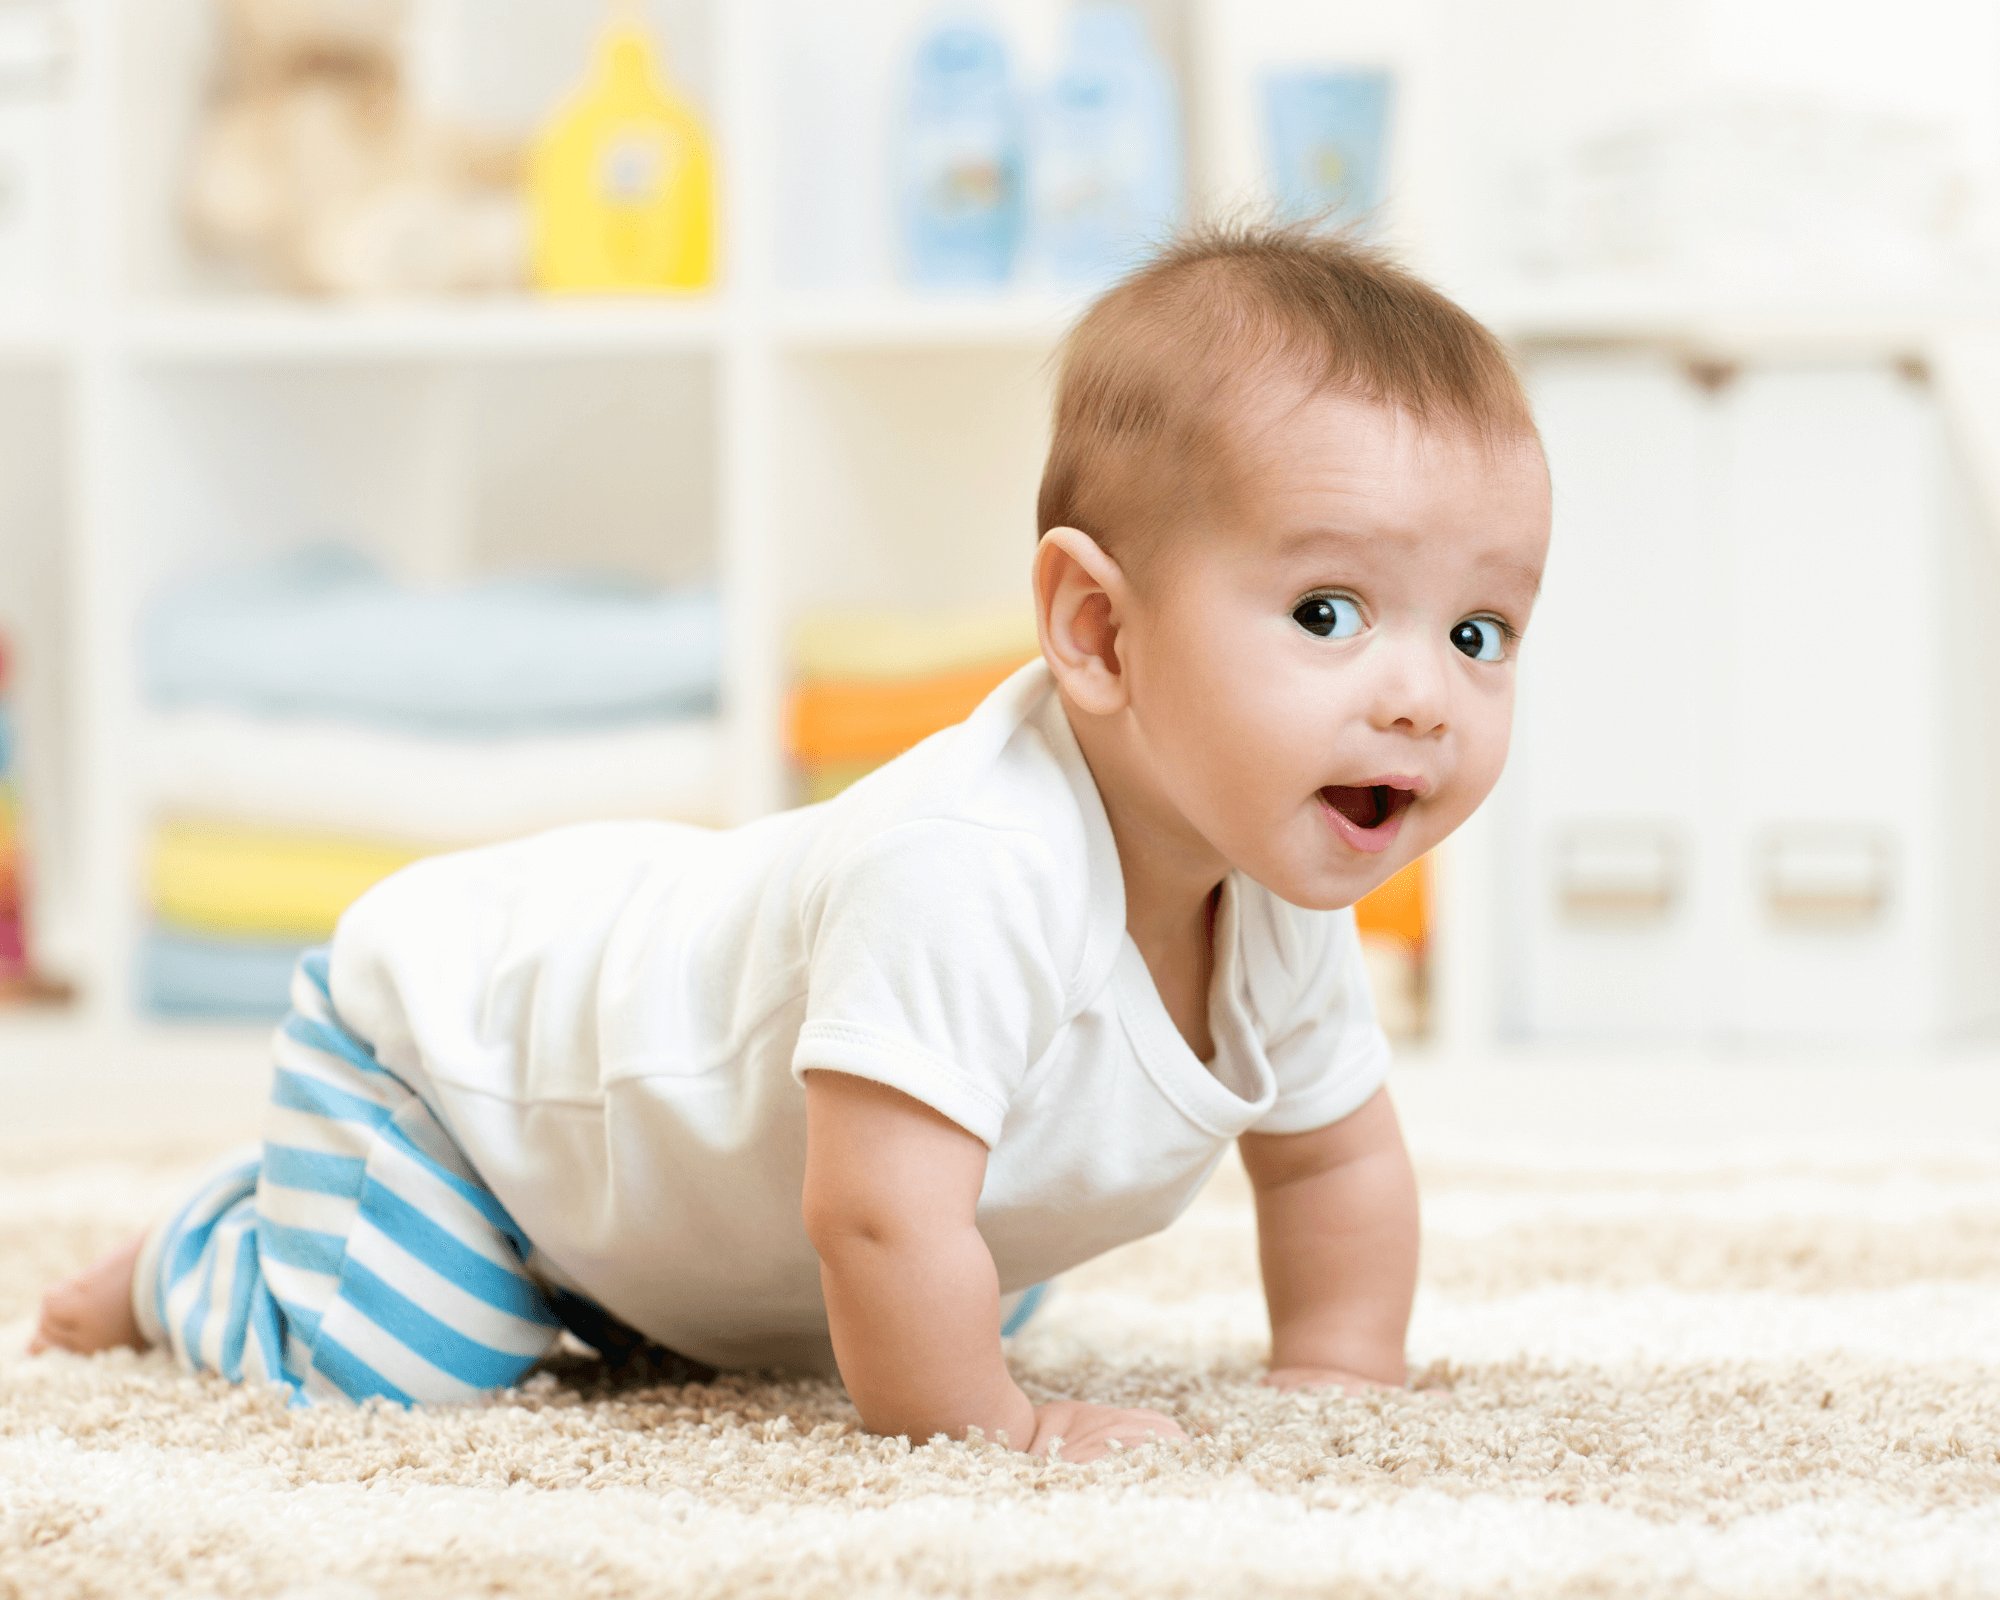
[35,945,567,1406]
[27,1230,148,1356]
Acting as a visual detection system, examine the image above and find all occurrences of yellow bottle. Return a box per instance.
[529,4,716,292]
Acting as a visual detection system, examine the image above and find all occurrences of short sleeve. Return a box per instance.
[791,820,1074,1149]
[1243,898,1392,1137]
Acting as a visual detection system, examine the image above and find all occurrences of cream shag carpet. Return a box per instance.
[5,1064,2000,1599]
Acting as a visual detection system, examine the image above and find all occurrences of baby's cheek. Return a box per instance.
[1461,685,1515,771]
[1453,733,1513,820]
[1430,724,1509,833]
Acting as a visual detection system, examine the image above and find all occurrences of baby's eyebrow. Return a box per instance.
[1477,554,1545,597]
[1272,526,1543,598]
[1270,526,1371,560]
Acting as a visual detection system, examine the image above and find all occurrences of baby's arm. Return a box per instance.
[801,1070,1037,1447]
[801,1071,1183,1459]
[1237,1085,1419,1390]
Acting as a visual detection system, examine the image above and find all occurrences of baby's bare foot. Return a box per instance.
[27,1232,148,1356]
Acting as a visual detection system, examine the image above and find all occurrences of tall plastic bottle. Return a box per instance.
[529,3,716,292]
[896,8,1026,289]
[1028,4,1182,287]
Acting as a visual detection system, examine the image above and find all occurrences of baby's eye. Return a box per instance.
[1292,593,1362,639]
[1451,618,1509,661]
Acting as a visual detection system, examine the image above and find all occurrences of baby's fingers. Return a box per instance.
[1045,1417,1184,1464]
[1050,1430,1169,1465]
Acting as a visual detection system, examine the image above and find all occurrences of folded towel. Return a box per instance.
[144,707,726,844]
[788,608,1039,680]
[149,818,428,941]
[785,655,1032,765]
[0,792,18,908]
[1355,858,1428,949]
[140,543,723,733]
[797,760,883,805]
[138,925,307,1019]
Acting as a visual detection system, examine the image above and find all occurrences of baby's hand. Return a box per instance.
[1022,1399,1186,1464]
[1259,1365,1401,1395]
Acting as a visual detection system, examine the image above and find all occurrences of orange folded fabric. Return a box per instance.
[785,655,1033,766]
[1355,856,1428,950]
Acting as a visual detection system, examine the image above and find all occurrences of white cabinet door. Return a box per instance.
[1717,365,1944,1042]
[1503,352,1728,1040]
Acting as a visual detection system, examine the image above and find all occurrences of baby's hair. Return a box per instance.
[1035,216,1543,588]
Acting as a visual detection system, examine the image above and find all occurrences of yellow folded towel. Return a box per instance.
[788,608,1040,681]
[797,761,883,805]
[149,817,429,941]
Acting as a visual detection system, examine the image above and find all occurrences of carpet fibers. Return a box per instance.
[5,1089,2000,1598]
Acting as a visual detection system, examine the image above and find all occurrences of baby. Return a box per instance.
[32,221,1551,1465]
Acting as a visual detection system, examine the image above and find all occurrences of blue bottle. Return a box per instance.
[1261,68,1395,236]
[896,9,1026,288]
[1027,4,1182,288]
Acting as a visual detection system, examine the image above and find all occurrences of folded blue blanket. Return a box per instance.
[138,925,307,1020]
[140,544,723,733]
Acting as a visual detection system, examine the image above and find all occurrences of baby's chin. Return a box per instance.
[1248,854,1412,915]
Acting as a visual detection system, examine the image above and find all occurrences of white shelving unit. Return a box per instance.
[5,0,2000,1057]
[1,0,1120,1049]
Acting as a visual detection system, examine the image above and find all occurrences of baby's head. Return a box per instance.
[1033,220,1551,913]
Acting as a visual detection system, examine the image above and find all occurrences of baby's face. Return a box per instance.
[1125,390,1551,911]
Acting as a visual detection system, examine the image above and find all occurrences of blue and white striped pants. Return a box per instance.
[134,946,1053,1406]
[132,947,573,1406]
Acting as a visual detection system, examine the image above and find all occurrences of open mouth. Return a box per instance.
[1318,783,1419,832]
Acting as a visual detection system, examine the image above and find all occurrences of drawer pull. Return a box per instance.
[1554,822,1681,920]
[1758,826,1893,927]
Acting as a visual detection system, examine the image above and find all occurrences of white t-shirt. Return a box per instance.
[328,657,1392,1374]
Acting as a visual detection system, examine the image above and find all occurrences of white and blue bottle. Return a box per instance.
[1027,4,1182,288]
[896,8,1027,288]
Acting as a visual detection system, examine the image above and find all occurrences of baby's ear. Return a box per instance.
[1033,527,1129,717]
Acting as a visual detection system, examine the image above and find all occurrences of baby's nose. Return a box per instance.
[1371,643,1449,736]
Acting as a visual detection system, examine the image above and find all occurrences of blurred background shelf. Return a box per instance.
[770,290,1095,350]
[2,0,1998,1056]
[34,287,2000,366]
[1471,280,2000,357]
[117,293,1088,360]
[121,296,731,363]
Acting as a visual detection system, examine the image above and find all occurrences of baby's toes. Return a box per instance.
[26,1305,63,1355]
[27,1282,86,1354]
